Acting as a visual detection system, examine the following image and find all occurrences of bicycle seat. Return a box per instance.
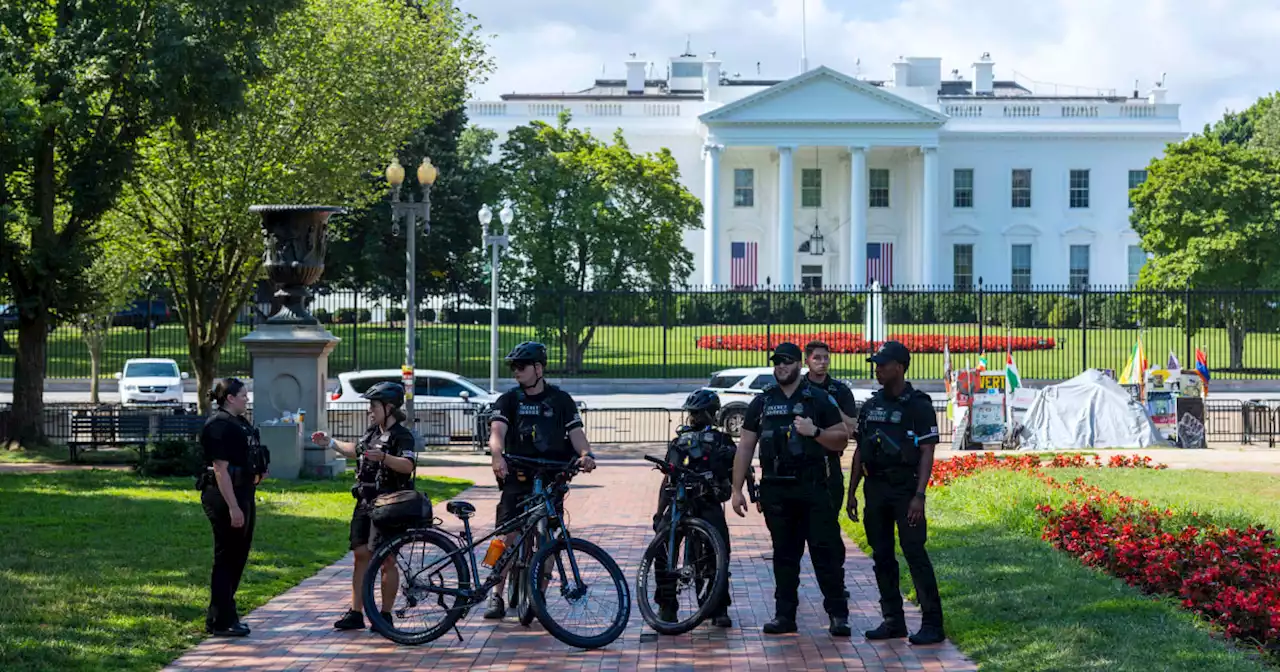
[446,501,476,518]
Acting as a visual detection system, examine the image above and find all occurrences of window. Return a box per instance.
[749,374,776,390]
[1128,169,1148,207]
[1069,169,1090,208]
[671,62,703,78]
[1011,169,1031,208]
[733,168,754,207]
[801,168,822,208]
[952,244,974,290]
[124,362,180,378]
[953,169,974,208]
[1127,245,1147,286]
[1011,244,1032,290]
[707,375,745,389]
[801,264,823,290]
[1069,244,1090,289]
[869,169,890,208]
[351,375,398,395]
[427,377,469,399]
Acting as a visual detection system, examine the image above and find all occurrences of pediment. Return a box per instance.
[944,223,982,236]
[700,66,948,126]
[1061,224,1097,239]
[1002,223,1042,237]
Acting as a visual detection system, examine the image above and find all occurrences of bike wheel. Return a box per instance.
[529,537,631,649]
[364,527,472,646]
[636,517,729,636]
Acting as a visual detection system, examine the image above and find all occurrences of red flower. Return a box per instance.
[695,332,1056,354]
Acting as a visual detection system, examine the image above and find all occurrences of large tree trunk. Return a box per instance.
[1228,322,1246,371]
[11,312,50,446]
[560,324,597,375]
[193,346,220,416]
[88,336,102,404]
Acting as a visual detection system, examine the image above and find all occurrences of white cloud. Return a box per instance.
[466,0,1280,129]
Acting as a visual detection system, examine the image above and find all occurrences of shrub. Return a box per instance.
[135,439,203,478]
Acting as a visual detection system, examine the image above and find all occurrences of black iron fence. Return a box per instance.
[4,284,1280,382]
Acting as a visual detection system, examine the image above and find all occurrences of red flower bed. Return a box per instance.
[928,451,1277,652]
[695,332,1055,354]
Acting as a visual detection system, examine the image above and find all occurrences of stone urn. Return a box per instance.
[250,205,346,325]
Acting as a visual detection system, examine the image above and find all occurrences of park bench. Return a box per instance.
[67,407,206,462]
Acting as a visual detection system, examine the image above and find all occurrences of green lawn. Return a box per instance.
[4,321,1279,381]
[840,467,1277,671]
[0,470,471,672]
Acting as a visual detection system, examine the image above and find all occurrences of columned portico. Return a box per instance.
[777,145,795,285]
[702,142,723,285]
[921,145,939,286]
[848,146,868,285]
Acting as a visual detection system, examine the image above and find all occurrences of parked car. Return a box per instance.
[115,358,189,405]
[699,366,871,437]
[328,369,498,443]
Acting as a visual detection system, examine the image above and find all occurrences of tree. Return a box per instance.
[324,108,500,301]
[1203,93,1279,146]
[1250,96,1280,155]
[496,111,702,373]
[74,229,146,403]
[1130,135,1280,370]
[111,0,490,412]
[1,0,299,444]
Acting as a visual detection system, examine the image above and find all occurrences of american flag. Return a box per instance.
[866,242,894,286]
[730,241,757,287]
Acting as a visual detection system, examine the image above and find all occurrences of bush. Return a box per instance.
[336,308,357,324]
[314,308,333,324]
[357,308,372,324]
[387,306,406,323]
[934,293,976,324]
[1047,297,1082,328]
[135,439,203,478]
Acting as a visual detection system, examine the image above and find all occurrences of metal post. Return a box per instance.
[490,240,499,393]
[405,199,416,434]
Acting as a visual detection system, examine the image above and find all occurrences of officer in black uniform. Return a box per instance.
[650,388,738,629]
[199,377,269,637]
[730,342,852,637]
[846,340,946,645]
[485,341,597,620]
[801,340,859,511]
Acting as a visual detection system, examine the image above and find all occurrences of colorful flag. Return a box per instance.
[976,356,988,374]
[730,241,757,287]
[1005,352,1021,392]
[1195,348,1211,395]
[942,337,953,393]
[1119,337,1147,385]
[1167,351,1181,370]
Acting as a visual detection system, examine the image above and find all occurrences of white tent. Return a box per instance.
[1016,369,1168,450]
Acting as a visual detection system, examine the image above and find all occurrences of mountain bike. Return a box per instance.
[362,454,631,650]
[635,454,756,635]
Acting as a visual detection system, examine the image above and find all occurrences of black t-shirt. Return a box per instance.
[743,383,843,460]
[804,374,859,418]
[489,384,583,461]
[855,382,940,448]
[201,410,253,468]
[354,423,417,495]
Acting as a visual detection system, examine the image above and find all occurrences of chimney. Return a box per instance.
[704,57,722,101]
[891,56,910,88]
[625,56,646,95]
[972,52,994,95]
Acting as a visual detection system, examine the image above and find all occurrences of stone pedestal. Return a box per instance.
[259,421,304,479]
[242,323,343,478]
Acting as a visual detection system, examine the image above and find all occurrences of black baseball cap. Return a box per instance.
[770,342,803,364]
[867,340,911,366]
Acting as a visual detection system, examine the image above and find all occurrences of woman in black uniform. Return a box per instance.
[199,377,265,637]
[311,381,417,631]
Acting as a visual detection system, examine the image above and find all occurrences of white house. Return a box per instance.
[466,50,1185,290]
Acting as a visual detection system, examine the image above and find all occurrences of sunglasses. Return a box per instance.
[508,361,533,372]
[772,357,797,366]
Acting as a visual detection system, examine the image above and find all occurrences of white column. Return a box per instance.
[702,143,723,286]
[777,145,794,286]
[921,145,939,286]
[849,146,868,286]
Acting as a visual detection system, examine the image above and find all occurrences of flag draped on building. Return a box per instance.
[730,241,757,287]
[1195,347,1211,396]
[866,242,893,287]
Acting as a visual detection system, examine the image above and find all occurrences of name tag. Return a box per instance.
[764,404,794,417]
[518,403,552,417]
[866,407,902,424]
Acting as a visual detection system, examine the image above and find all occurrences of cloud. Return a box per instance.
[464,0,1280,129]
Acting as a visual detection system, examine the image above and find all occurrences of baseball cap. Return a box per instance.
[770,342,803,364]
[867,340,911,366]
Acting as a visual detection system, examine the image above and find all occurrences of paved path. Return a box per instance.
[165,459,975,672]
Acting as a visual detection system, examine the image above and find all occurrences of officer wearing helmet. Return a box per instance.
[312,382,417,631]
[484,341,597,620]
[649,388,738,629]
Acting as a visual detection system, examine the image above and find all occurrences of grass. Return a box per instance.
[841,467,1277,671]
[5,321,1280,381]
[0,445,139,465]
[0,469,471,672]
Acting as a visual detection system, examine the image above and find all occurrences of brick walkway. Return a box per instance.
[166,458,975,671]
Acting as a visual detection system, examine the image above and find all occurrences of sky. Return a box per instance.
[462,0,1280,132]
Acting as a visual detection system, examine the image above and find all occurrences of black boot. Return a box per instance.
[209,622,250,637]
[829,616,851,637]
[762,615,797,634]
[864,619,908,640]
[333,609,365,631]
[710,613,733,628]
[909,623,946,645]
[483,595,506,620]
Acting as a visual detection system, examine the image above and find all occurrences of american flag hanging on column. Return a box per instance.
[866,242,893,286]
[730,241,757,287]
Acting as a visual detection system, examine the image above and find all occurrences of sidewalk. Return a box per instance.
[164,461,976,672]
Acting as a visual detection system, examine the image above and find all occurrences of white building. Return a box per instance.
[467,50,1185,290]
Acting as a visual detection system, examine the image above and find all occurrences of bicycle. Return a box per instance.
[361,454,631,650]
[635,454,757,635]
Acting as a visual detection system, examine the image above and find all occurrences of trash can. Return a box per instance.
[258,421,303,480]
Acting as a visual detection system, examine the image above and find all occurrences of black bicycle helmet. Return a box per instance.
[504,341,548,366]
[682,389,721,415]
[361,381,405,407]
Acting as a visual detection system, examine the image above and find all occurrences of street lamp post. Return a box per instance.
[478,202,513,393]
[386,156,439,442]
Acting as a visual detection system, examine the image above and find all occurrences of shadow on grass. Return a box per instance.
[842,470,1272,672]
[0,470,470,672]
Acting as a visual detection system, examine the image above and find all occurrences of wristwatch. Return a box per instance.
[812,426,823,439]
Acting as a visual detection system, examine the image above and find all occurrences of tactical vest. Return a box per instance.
[245,422,270,477]
[758,386,827,481]
[669,425,735,502]
[860,390,923,472]
[513,388,568,456]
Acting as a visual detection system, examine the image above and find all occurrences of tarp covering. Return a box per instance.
[1016,369,1167,450]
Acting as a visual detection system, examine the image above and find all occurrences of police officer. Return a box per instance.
[485,341,597,620]
[651,389,737,629]
[801,340,859,511]
[312,382,417,631]
[846,340,946,645]
[730,342,852,637]
[199,377,269,637]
